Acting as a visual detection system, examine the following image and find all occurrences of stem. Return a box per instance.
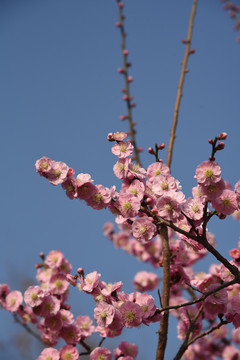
[156,225,170,360]
[116,0,141,166]
[166,0,198,169]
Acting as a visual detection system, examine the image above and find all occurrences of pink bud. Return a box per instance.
[218,132,227,140]
[107,133,114,141]
[68,168,75,176]
[39,252,45,259]
[115,22,121,28]
[66,274,77,287]
[118,68,124,74]
[148,147,155,154]
[127,76,133,82]
[121,88,127,93]
[131,103,136,108]
[208,139,213,144]
[189,49,196,54]
[120,115,127,120]
[184,69,189,73]
[182,39,190,44]
[77,267,84,276]
[61,304,71,310]
[123,49,129,56]
[152,208,159,215]
[122,95,128,101]
[216,142,225,151]
[138,147,143,152]
[158,143,165,150]
[118,2,124,8]
[127,62,132,67]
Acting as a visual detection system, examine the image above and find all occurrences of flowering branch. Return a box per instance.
[166,0,198,169]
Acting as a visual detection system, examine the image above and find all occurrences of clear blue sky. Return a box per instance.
[0,1,239,359]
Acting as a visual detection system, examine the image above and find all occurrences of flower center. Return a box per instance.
[204,169,213,178]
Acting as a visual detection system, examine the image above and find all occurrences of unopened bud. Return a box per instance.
[120,115,127,120]
[39,252,45,260]
[189,49,196,54]
[122,95,128,101]
[118,68,124,74]
[107,133,114,141]
[131,103,136,108]
[216,142,225,151]
[138,147,143,152]
[77,267,84,276]
[184,69,189,73]
[68,168,75,176]
[118,2,124,8]
[182,39,190,44]
[218,132,227,140]
[208,139,213,144]
[217,212,226,220]
[115,22,121,28]
[148,147,155,154]
[127,76,133,83]
[152,208,159,215]
[66,274,77,287]
[127,62,132,67]
[123,49,129,56]
[158,143,165,150]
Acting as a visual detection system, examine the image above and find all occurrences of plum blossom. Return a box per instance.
[195,160,221,186]
[133,271,159,292]
[119,301,143,328]
[132,217,157,243]
[111,140,133,158]
[116,193,141,218]
[90,347,112,360]
[48,161,69,185]
[59,345,79,360]
[94,302,115,327]
[211,189,238,215]
[5,290,23,312]
[114,341,138,359]
[113,158,131,179]
[156,190,185,221]
[146,162,170,182]
[37,347,60,360]
[75,315,95,338]
[24,286,46,307]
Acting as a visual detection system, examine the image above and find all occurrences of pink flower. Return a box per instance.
[147,162,170,182]
[37,347,60,360]
[114,341,138,359]
[80,271,101,293]
[133,271,159,292]
[113,158,131,179]
[24,286,46,307]
[132,217,157,243]
[40,295,60,317]
[94,302,115,327]
[111,140,133,158]
[200,178,225,201]
[90,347,112,360]
[119,301,143,328]
[86,184,114,210]
[35,157,53,177]
[60,309,74,327]
[0,283,10,306]
[59,345,79,360]
[116,193,141,218]
[60,325,81,344]
[44,312,63,331]
[48,161,69,185]
[152,174,180,196]
[211,189,238,215]
[49,274,69,295]
[182,197,204,220]
[195,160,222,186]
[122,179,145,200]
[156,191,185,221]
[45,250,64,269]
[234,179,240,207]
[127,163,146,180]
[75,315,95,338]
[108,131,128,142]
[5,290,23,312]
[62,176,78,199]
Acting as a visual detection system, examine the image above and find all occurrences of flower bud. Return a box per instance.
[148,147,155,154]
[189,49,196,54]
[216,142,225,151]
[217,132,227,140]
[158,143,165,150]
[115,22,121,28]
[208,139,213,144]
[127,76,133,82]
[123,49,129,56]
[138,147,143,152]
[120,115,127,120]
[118,2,124,8]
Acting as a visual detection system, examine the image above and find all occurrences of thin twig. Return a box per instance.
[116,0,141,165]
[13,313,43,344]
[166,0,198,169]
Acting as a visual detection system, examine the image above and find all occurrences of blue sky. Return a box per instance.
[0,0,240,359]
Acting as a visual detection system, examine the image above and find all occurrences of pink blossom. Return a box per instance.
[222,345,240,360]
[59,345,79,360]
[80,271,101,293]
[116,193,141,218]
[86,184,114,210]
[232,328,240,343]
[234,179,240,207]
[5,290,23,312]
[35,156,53,177]
[108,131,128,142]
[114,341,138,359]
[75,315,95,338]
[90,347,112,360]
[200,178,225,201]
[24,285,46,308]
[0,283,10,306]
[44,312,63,331]
[94,302,115,327]
[40,295,60,317]
[48,161,69,185]
[156,191,185,221]
[211,189,238,215]
[60,309,74,327]
[195,160,222,186]
[133,292,156,321]
[45,250,64,269]
[37,347,60,360]
[60,324,81,344]
[182,197,204,220]
[122,179,145,200]
[132,217,157,243]
[49,274,69,295]
[76,173,93,186]
[146,162,170,182]
[127,163,146,180]
[133,271,159,292]
[119,301,143,328]
[62,176,78,199]
[152,174,180,196]
[113,158,131,179]
[77,182,98,201]
[111,140,133,158]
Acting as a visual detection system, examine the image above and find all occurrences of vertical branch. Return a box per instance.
[155,225,170,360]
[116,0,142,166]
[166,0,198,169]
